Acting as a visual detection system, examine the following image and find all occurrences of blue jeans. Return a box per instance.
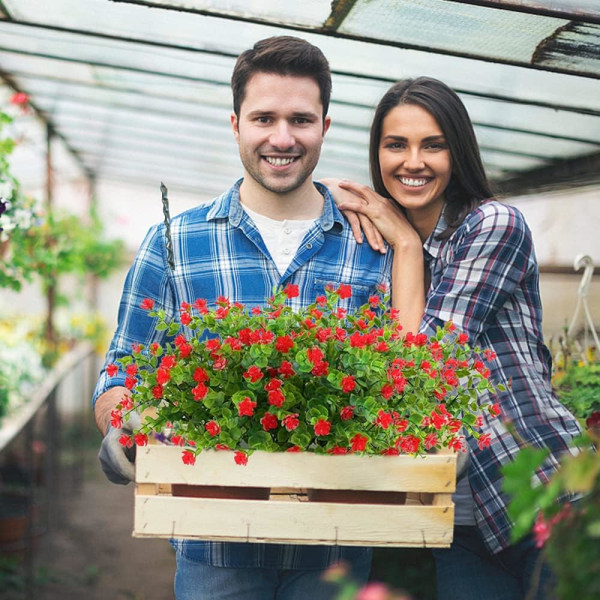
[174,550,372,600]
[433,526,557,600]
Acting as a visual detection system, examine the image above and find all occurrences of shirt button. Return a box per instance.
[284,227,291,235]
[283,248,291,255]
[306,243,313,249]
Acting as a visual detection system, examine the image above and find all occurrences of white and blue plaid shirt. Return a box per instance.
[94,179,392,569]
[421,201,581,554]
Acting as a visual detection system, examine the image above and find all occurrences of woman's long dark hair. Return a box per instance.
[369,77,494,239]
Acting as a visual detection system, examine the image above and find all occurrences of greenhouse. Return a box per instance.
[0,1,599,599]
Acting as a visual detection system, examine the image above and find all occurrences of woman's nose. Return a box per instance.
[404,149,425,170]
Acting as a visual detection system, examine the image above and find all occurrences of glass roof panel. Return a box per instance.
[342,0,565,62]
[130,0,332,26]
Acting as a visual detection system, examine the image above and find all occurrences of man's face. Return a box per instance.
[231,72,331,195]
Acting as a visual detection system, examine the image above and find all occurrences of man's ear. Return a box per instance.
[231,112,240,144]
[323,115,331,136]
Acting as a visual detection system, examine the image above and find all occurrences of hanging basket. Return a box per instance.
[133,445,457,547]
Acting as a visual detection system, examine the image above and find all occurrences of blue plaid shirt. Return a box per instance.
[421,200,581,554]
[94,179,392,568]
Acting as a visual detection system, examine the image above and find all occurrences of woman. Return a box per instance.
[324,77,580,600]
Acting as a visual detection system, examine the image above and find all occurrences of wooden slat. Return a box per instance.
[136,446,456,493]
[134,496,454,547]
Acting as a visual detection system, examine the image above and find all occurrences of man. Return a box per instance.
[94,35,393,599]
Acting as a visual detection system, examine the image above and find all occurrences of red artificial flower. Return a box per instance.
[243,366,263,383]
[424,433,438,450]
[205,421,221,436]
[215,443,231,451]
[238,397,257,417]
[381,448,399,456]
[314,419,331,436]
[316,295,327,305]
[341,375,356,393]
[124,376,137,390]
[267,389,285,407]
[306,347,324,364]
[212,356,228,371]
[340,406,354,421]
[368,295,380,307]
[337,284,352,299]
[375,410,393,430]
[194,298,208,314]
[251,306,261,315]
[152,385,163,399]
[140,298,155,310]
[275,335,294,353]
[286,445,302,452]
[311,361,329,376]
[119,396,133,411]
[182,450,196,465]
[125,364,138,376]
[192,383,208,401]
[193,367,209,383]
[234,451,248,466]
[119,434,133,448]
[160,355,177,369]
[395,419,409,433]
[260,412,278,431]
[381,383,394,400]
[282,413,300,431]
[156,367,171,385]
[328,446,348,455]
[490,403,501,417]
[134,433,148,446]
[350,433,368,452]
[106,363,118,377]
[399,435,420,454]
[180,312,192,326]
[283,283,299,298]
[457,333,469,345]
[171,435,185,446]
[264,378,282,391]
[335,327,347,341]
[484,348,497,361]
[278,361,295,378]
[110,409,123,429]
[477,433,492,449]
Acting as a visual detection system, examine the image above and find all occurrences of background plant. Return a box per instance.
[503,344,600,600]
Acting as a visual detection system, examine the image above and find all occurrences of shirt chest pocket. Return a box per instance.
[312,278,378,311]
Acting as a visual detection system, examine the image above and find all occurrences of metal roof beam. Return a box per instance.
[494,150,600,195]
[445,1,600,25]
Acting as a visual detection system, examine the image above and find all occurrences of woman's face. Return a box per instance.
[378,103,451,226]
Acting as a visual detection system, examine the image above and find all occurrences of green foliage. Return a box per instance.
[503,376,600,600]
[554,362,600,420]
[111,285,503,464]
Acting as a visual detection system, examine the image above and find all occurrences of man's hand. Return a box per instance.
[95,387,140,485]
[98,410,142,484]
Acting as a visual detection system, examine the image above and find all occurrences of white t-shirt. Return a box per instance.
[243,205,316,276]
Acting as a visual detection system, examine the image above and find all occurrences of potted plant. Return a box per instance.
[111,284,502,546]
[109,284,502,464]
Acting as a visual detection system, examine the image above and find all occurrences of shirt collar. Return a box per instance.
[207,179,345,232]
[422,206,448,261]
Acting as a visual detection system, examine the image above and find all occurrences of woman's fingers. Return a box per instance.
[342,209,364,244]
[358,213,386,253]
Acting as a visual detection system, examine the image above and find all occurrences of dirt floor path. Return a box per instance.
[31,444,176,600]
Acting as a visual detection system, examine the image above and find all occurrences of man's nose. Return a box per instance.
[269,121,295,150]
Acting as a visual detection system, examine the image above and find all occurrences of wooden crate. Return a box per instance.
[134,446,456,547]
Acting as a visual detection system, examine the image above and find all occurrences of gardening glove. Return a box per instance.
[98,411,142,485]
